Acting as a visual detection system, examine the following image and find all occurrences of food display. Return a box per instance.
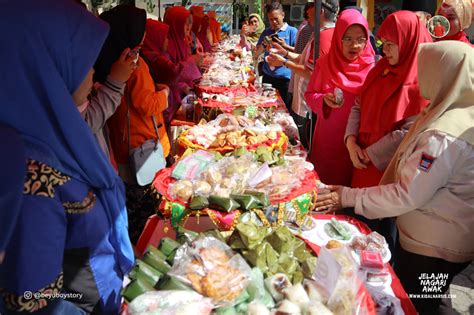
[177,114,288,154]
[123,36,411,315]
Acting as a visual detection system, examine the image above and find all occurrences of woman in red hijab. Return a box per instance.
[304,9,375,186]
[142,19,183,121]
[164,6,192,63]
[163,6,202,111]
[208,11,222,43]
[192,15,213,52]
[346,11,432,189]
[437,0,473,45]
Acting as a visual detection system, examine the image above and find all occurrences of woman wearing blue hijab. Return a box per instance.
[0,0,134,314]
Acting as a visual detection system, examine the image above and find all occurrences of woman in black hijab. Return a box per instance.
[94,5,147,83]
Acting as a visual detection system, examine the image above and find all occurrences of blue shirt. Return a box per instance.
[257,23,298,79]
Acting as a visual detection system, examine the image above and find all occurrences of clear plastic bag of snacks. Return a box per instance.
[168,236,252,307]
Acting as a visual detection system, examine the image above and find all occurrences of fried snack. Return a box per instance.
[200,247,230,265]
[326,240,343,249]
[185,247,245,302]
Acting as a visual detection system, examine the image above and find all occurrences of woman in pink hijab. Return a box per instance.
[304,9,375,186]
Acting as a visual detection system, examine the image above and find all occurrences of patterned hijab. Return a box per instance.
[0,0,134,276]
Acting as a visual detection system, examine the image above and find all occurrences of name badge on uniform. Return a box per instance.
[418,153,436,172]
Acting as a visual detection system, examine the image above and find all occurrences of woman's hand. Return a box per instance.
[156,83,170,98]
[346,135,369,169]
[315,185,344,212]
[266,53,285,67]
[323,93,342,108]
[270,42,287,56]
[240,23,249,37]
[109,48,138,83]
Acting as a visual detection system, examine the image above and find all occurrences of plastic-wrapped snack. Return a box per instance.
[171,150,215,180]
[125,291,213,315]
[264,273,292,301]
[367,231,387,248]
[350,235,368,251]
[304,301,334,315]
[193,180,212,196]
[276,299,301,314]
[246,268,275,308]
[303,280,329,304]
[360,250,384,271]
[247,301,270,315]
[283,283,310,308]
[169,179,194,202]
[168,236,251,306]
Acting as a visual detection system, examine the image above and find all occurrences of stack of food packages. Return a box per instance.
[200,36,254,89]
[122,223,374,315]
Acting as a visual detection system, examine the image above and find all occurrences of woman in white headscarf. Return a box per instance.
[315,41,474,314]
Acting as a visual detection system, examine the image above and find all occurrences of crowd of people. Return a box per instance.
[0,0,472,314]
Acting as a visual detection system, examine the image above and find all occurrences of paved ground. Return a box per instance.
[451,261,474,315]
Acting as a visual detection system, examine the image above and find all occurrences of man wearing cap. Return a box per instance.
[256,2,298,108]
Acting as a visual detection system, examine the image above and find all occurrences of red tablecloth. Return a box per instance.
[135,214,417,315]
[307,214,417,315]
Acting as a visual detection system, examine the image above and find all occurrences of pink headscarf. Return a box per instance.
[317,9,375,95]
[143,19,169,55]
[164,6,191,63]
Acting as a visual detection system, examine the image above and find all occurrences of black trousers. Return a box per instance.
[262,74,291,110]
[394,244,470,315]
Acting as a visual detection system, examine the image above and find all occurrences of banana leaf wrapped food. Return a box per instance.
[158,275,193,291]
[235,221,271,250]
[122,278,155,303]
[208,195,240,212]
[128,260,163,288]
[142,250,171,274]
[230,194,261,210]
[241,242,279,273]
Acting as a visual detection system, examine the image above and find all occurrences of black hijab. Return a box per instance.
[94,5,146,83]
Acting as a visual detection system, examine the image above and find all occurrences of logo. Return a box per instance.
[418,273,448,293]
[418,153,436,172]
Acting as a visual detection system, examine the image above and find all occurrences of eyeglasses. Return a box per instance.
[341,37,367,46]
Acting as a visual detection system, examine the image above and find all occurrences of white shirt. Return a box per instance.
[342,130,474,263]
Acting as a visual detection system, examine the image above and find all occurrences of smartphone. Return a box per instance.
[127,49,140,64]
[270,33,280,42]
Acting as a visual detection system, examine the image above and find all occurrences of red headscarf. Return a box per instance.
[142,19,178,86]
[317,9,375,95]
[359,11,432,134]
[195,15,212,52]
[208,11,222,43]
[143,19,169,55]
[164,6,191,63]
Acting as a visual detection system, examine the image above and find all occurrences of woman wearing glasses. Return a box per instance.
[304,9,375,186]
[343,11,432,249]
